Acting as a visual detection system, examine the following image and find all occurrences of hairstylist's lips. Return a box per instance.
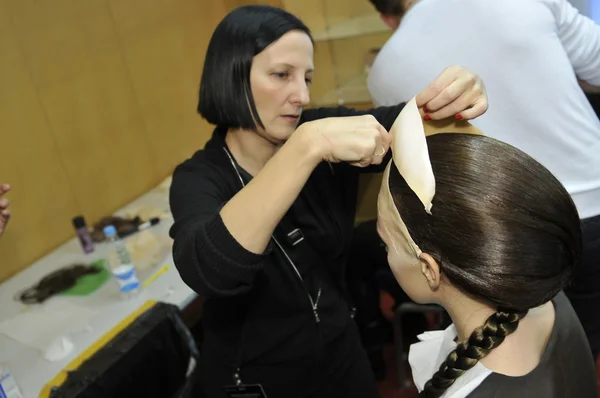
[281,114,299,123]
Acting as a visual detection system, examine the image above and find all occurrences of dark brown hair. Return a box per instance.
[388,133,581,397]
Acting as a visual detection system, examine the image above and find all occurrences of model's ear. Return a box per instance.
[419,253,441,291]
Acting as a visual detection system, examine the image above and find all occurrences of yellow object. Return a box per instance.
[142,264,171,289]
[40,300,157,397]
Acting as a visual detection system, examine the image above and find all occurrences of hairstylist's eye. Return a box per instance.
[273,71,289,79]
[305,77,313,85]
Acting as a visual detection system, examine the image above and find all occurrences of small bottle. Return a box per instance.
[0,363,24,398]
[103,225,141,299]
[72,215,95,254]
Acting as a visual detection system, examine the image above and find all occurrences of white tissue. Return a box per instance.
[0,299,95,355]
[44,336,74,362]
[408,324,493,397]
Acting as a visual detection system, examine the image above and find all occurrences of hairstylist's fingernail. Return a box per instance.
[423,105,430,113]
[423,114,431,121]
[455,114,463,120]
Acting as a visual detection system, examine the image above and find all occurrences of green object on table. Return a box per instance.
[60,259,111,296]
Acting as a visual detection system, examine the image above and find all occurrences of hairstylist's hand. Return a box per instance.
[300,115,392,167]
[416,65,488,121]
[0,184,11,238]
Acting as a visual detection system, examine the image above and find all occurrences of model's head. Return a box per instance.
[377,133,581,397]
[198,5,314,144]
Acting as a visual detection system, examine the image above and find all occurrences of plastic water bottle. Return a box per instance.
[103,225,141,299]
[0,364,24,398]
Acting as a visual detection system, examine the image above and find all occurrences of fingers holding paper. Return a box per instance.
[366,120,392,166]
[301,114,392,167]
[415,65,488,121]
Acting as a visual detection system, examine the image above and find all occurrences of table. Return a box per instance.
[0,179,197,398]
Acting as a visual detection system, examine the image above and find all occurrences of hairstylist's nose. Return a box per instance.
[299,83,310,106]
[291,78,310,106]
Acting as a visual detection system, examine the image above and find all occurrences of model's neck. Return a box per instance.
[441,289,554,377]
[442,291,496,342]
[225,128,280,176]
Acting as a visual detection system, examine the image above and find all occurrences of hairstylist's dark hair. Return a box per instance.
[388,133,581,398]
[198,5,312,130]
[369,0,404,16]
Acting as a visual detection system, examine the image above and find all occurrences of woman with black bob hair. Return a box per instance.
[378,133,597,397]
[169,5,488,397]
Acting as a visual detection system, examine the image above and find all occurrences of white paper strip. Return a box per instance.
[389,97,436,214]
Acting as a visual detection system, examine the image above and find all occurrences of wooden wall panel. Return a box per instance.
[0,0,81,281]
[38,54,157,222]
[323,0,379,26]
[282,0,327,34]
[5,0,114,89]
[223,0,284,13]
[7,0,157,223]
[310,41,338,105]
[0,0,226,283]
[110,0,223,175]
[329,32,390,85]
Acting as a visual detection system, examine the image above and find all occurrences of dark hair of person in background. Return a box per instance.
[368,0,404,16]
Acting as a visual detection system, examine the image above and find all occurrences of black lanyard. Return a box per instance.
[221,146,323,385]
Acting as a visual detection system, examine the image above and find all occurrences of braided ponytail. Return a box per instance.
[419,310,528,398]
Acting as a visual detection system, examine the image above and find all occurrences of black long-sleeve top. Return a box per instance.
[169,104,404,369]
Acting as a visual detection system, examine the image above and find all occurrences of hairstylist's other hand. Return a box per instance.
[300,115,392,167]
[416,65,488,121]
[0,184,11,238]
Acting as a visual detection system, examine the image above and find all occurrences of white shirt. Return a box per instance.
[368,0,600,219]
[409,325,492,397]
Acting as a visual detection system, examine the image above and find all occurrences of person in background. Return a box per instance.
[0,184,11,238]
[168,5,488,397]
[379,133,597,397]
[367,0,600,360]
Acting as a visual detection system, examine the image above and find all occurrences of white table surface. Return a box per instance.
[0,180,197,398]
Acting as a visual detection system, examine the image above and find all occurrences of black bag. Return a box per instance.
[49,302,199,398]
